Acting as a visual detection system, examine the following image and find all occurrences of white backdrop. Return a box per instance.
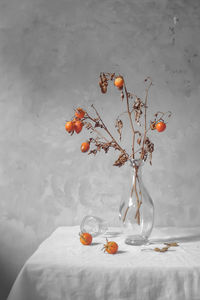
[0,0,200,299]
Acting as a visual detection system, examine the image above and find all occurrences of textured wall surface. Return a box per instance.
[0,0,200,298]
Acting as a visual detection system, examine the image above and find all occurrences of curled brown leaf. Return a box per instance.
[154,246,170,252]
[115,119,123,141]
[113,153,129,167]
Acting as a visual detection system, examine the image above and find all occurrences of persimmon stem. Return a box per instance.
[140,78,152,160]
[123,82,136,158]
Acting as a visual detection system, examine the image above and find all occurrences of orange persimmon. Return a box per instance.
[65,121,74,133]
[103,239,118,254]
[81,142,90,153]
[74,120,83,134]
[156,121,166,132]
[114,76,124,88]
[79,232,92,245]
[75,108,85,119]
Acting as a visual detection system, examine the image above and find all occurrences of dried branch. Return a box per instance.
[140,77,153,160]
[123,82,136,158]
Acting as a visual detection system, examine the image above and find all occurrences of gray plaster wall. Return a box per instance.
[0,0,200,298]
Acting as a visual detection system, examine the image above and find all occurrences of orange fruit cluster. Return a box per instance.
[65,108,85,134]
[65,108,90,153]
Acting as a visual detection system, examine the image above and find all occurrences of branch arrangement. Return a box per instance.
[65,73,172,224]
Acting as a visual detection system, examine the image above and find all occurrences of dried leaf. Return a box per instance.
[94,121,103,128]
[110,73,115,80]
[115,119,123,141]
[141,137,154,164]
[99,73,108,94]
[85,122,93,130]
[133,97,144,124]
[89,139,116,155]
[154,246,169,252]
[101,86,107,94]
[145,137,154,153]
[113,153,129,167]
[88,149,98,155]
[150,121,156,130]
[164,242,179,247]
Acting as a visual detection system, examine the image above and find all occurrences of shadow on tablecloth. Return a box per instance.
[149,227,200,244]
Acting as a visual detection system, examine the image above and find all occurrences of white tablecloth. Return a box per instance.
[7,226,200,300]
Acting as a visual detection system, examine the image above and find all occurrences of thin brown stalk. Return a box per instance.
[140,78,152,159]
[123,82,136,158]
[122,207,129,223]
[133,168,141,225]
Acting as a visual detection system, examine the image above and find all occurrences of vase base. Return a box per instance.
[125,235,148,246]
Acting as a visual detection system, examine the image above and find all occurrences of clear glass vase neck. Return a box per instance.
[129,159,144,171]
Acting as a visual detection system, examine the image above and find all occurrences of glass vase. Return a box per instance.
[119,159,154,245]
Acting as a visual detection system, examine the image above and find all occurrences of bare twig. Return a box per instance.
[140,77,153,160]
[123,82,136,158]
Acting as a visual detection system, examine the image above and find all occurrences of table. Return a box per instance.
[7,226,200,300]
